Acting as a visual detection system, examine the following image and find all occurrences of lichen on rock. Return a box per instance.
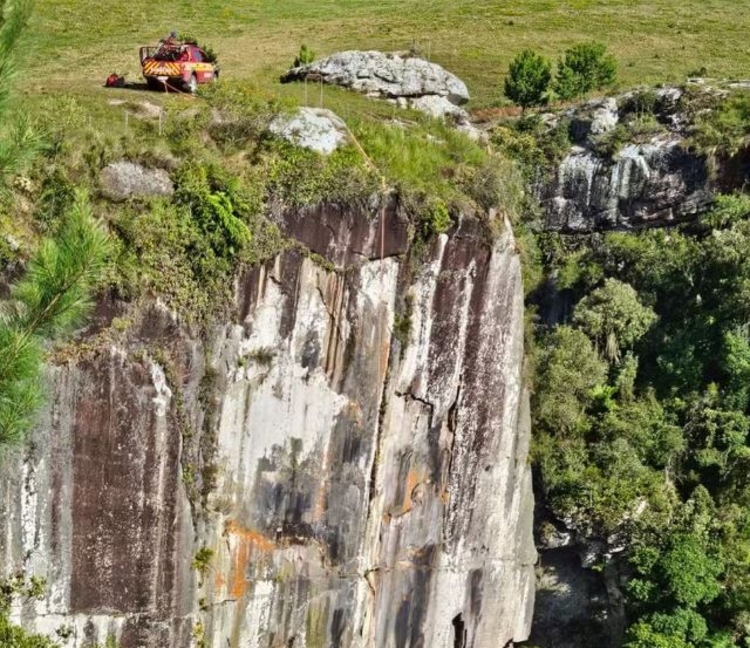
[281,50,470,105]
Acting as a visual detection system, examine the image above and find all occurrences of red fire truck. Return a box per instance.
[140,35,219,93]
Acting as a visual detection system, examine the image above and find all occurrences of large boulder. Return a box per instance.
[281,50,470,105]
[269,107,349,155]
[100,162,173,202]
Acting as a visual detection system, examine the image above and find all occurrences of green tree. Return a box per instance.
[701,193,750,230]
[293,43,315,67]
[682,387,750,482]
[625,490,727,645]
[555,42,617,101]
[625,609,707,648]
[0,2,103,644]
[530,197,750,645]
[533,325,608,435]
[504,49,552,110]
[0,190,110,446]
[661,532,724,607]
[713,504,750,640]
[573,278,657,362]
[722,327,750,409]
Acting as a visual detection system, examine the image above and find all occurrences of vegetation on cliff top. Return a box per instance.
[504,42,618,109]
[9,79,512,326]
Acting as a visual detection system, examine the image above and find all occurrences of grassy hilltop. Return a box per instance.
[20,0,750,106]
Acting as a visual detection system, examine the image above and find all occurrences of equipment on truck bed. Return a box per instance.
[140,33,219,93]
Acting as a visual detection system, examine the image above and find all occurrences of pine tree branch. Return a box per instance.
[0,190,110,447]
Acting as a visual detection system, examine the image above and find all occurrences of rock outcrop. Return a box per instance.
[281,51,470,105]
[281,51,481,137]
[539,88,715,232]
[100,162,174,202]
[544,140,711,231]
[0,200,536,648]
[269,107,349,155]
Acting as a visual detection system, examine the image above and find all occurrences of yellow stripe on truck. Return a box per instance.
[143,62,182,76]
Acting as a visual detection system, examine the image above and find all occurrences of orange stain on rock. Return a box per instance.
[222,520,275,600]
[402,468,425,512]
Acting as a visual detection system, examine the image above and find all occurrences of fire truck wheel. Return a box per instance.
[186,74,198,94]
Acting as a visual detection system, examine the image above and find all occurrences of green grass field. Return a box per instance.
[18,0,750,109]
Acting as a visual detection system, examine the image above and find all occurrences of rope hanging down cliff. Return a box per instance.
[341,123,391,378]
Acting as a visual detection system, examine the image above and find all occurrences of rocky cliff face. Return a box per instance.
[0,201,536,648]
[538,89,716,232]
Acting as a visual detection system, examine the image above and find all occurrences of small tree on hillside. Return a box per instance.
[504,49,552,111]
[294,44,315,68]
[555,42,617,101]
[573,278,657,363]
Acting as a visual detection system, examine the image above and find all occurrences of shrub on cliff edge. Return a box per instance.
[504,49,552,110]
[555,42,617,100]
